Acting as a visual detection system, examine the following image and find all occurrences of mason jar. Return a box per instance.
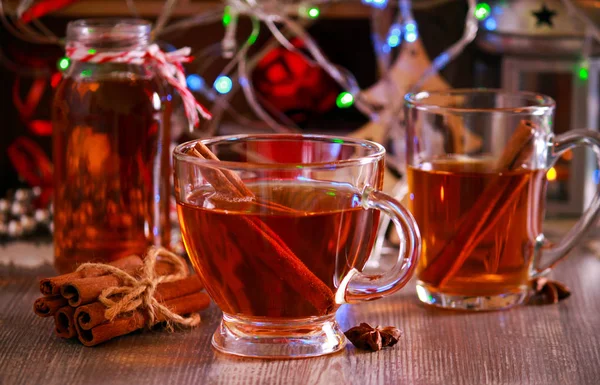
[52,19,172,273]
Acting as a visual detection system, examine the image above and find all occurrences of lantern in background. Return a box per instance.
[477,0,600,215]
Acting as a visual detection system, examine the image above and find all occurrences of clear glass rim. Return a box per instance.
[66,18,151,39]
[173,134,386,170]
[404,88,556,113]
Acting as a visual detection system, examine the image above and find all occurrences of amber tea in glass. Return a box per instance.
[178,183,378,318]
[174,135,421,358]
[408,159,546,298]
[405,89,600,310]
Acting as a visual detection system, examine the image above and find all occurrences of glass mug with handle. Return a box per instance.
[173,134,421,358]
[405,89,600,311]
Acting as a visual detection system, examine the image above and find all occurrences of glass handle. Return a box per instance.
[534,129,600,277]
[372,179,409,260]
[341,188,421,303]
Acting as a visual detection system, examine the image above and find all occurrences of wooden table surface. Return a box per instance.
[1,222,599,385]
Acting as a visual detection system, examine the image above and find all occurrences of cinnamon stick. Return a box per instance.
[193,142,254,198]
[76,291,210,347]
[40,255,143,295]
[33,295,68,317]
[55,306,77,338]
[186,144,336,314]
[419,120,537,287]
[74,275,204,330]
[191,143,297,214]
[243,217,335,313]
[61,258,188,307]
[494,120,537,171]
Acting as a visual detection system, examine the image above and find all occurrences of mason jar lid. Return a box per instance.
[66,18,151,51]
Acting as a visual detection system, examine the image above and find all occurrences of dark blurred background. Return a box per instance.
[0,0,492,195]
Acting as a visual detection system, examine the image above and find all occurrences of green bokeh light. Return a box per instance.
[223,6,232,26]
[214,76,233,94]
[388,35,400,47]
[57,57,70,71]
[308,7,320,19]
[474,3,491,20]
[81,69,92,77]
[87,49,96,54]
[579,66,589,80]
[336,92,354,109]
[247,31,259,45]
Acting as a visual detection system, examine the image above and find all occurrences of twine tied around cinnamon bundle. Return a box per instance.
[76,247,201,329]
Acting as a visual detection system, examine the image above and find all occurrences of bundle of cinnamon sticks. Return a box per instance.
[33,254,210,346]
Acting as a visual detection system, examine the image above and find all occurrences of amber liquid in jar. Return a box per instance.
[52,74,171,273]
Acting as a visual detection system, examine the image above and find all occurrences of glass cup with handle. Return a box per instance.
[173,134,421,358]
[404,89,600,311]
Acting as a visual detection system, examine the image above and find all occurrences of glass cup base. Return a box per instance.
[212,313,346,359]
[416,281,528,311]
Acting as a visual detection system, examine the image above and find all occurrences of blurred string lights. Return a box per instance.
[214,75,233,94]
[170,1,354,133]
[474,2,490,20]
[42,0,477,134]
[13,0,598,133]
[409,0,477,92]
[3,0,599,111]
[186,74,205,92]
[579,64,589,80]
[57,57,70,71]
[362,0,389,9]
[168,0,481,133]
[336,91,354,108]
[7,0,477,133]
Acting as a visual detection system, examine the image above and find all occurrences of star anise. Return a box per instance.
[527,277,571,305]
[344,323,402,352]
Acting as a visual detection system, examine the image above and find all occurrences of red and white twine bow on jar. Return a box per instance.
[65,43,212,127]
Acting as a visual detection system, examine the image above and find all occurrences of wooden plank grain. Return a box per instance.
[0,226,599,385]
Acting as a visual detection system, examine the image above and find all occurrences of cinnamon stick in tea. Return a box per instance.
[494,120,537,171]
[190,143,296,214]
[186,143,336,315]
[419,120,537,287]
[74,275,204,330]
[33,295,68,317]
[55,306,77,339]
[243,217,336,313]
[192,142,255,198]
[76,291,210,347]
[61,257,188,307]
[40,255,144,295]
